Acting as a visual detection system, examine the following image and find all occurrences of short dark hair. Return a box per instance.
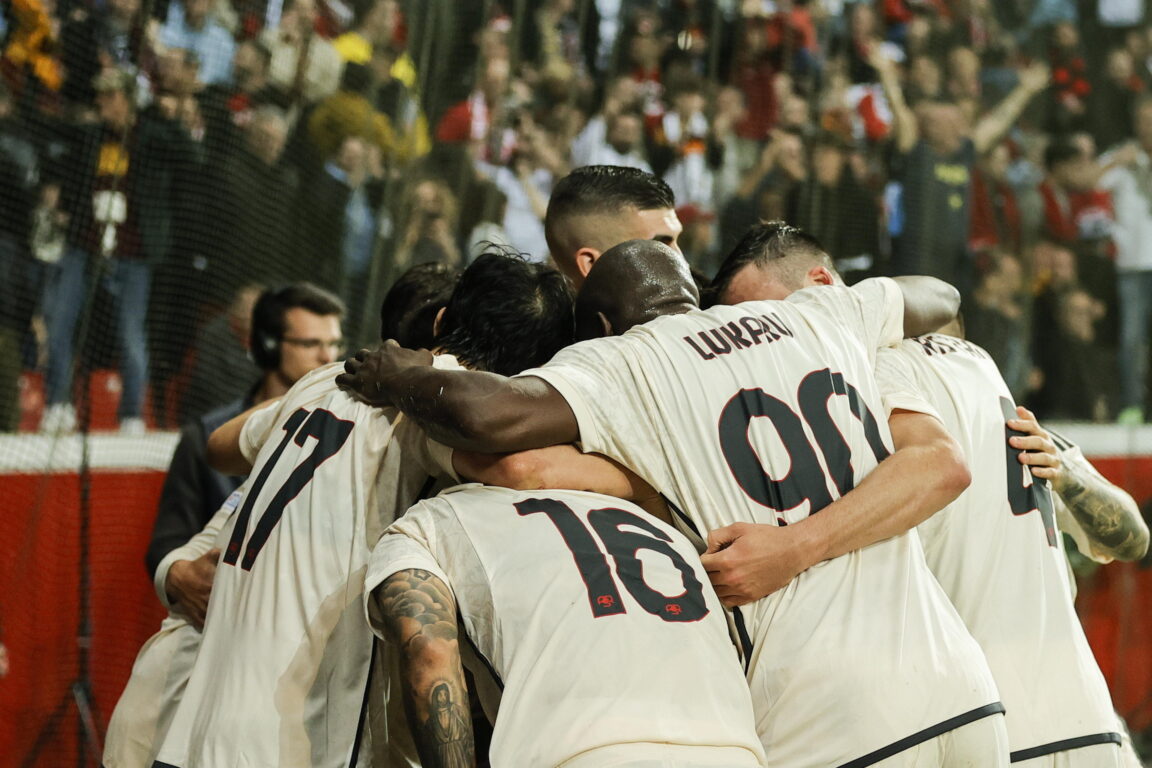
[709,221,834,304]
[436,251,574,375]
[379,262,459,349]
[547,166,675,222]
[250,283,346,369]
[1044,138,1082,171]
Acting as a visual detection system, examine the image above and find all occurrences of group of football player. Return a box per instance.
[105,165,1150,768]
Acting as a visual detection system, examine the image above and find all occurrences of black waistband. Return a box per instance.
[836,701,1007,768]
[1010,731,1122,762]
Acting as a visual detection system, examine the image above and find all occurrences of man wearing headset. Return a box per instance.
[147,282,345,626]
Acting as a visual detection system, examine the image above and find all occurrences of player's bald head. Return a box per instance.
[574,239,699,340]
[545,166,682,287]
[710,221,840,306]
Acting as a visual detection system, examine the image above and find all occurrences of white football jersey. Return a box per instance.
[105,487,245,768]
[154,359,457,768]
[520,280,1000,767]
[365,484,767,768]
[875,336,1121,761]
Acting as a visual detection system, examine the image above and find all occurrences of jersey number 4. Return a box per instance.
[223,407,355,570]
[516,499,709,623]
[1001,396,1057,547]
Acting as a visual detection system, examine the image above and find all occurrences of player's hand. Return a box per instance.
[699,522,808,607]
[166,548,220,630]
[1006,406,1060,482]
[336,342,434,407]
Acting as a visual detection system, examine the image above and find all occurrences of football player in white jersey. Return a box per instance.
[339,236,1009,767]
[151,253,576,768]
[708,225,1150,767]
[366,484,768,767]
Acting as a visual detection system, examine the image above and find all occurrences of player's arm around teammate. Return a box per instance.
[371,568,476,768]
[1012,416,1149,562]
[700,407,971,606]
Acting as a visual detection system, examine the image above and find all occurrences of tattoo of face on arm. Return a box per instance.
[376,568,476,768]
[1056,452,1150,562]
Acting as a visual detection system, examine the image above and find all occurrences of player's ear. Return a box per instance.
[432,306,446,338]
[598,311,614,338]
[575,247,602,280]
[809,266,836,287]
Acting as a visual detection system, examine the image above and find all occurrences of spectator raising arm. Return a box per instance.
[867,40,917,154]
[971,62,1051,154]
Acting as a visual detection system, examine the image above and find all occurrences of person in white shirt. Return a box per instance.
[338,234,1010,767]
[709,222,1150,767]
[151,253,575,768]
[1099,96,1152,423]
[367,484,767,767]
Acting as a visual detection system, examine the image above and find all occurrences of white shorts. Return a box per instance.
[1011,742,1124,768]
[868,712,1009,768]
[559,743,763,768]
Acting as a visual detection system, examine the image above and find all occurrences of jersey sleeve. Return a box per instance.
[239,400,284,463]
[787,278,904,352]
[873,346,942,420]
[364,501,455,641]
[515,337,639,458]
[153,485,246,610]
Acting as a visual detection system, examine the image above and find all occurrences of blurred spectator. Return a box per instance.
[969,141,1023,258]
[333,0,399,65]
[1093,47,1146,153]
[367,45,431,160]
[719,129,807,256]
[261,0,344,104]
[378,261,458,349]
[2,0,64,96]
[905,55,943,104]
[435,54,514,163]
[786,131,880,276]
[1039,135,1121,340]
[200,39,288,161]
[213,106,300,295]
[307,61,407,165]
[651,76,722,210]
[465,183,513,262]
[59,0,146,108]
[1046,21,1091,133]
[0,83,40,431]
[872,41,1050,290]
[42,68,193,435]
[1101,96,1152,423]
[298,135,384,343]
[476,113,566,261]
[159,0,235,86]
[1035,286,1112,421]
[181,284,261,423]
[677,204,718,275]
[393,178,462,273]
[574,108,651,171]
[964,252,1030,399]
[151,283,345,579]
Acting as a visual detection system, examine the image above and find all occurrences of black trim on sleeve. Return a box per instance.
[836,702,1006,768]
[459,609,503,692]
[346,640,376,767]
[1009,732,1122,762]
[731,606,753,674]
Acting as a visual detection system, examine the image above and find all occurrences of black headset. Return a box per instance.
[249,286,290,370]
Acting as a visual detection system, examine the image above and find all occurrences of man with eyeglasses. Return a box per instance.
[146,282,346,627]
[106,283,345,768]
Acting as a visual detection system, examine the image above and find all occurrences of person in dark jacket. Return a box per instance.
[41,67,194,434]
[148,283,346,618]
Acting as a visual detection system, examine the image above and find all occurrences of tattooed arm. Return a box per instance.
[374,568,476,768]
[1045,428,1150,563]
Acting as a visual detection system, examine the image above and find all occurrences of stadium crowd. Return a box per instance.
[2,0,1152,433]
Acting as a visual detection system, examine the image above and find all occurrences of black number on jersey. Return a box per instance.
[223,407,355,570]
[1001,396,1058,547]
[515,499,709,623]
[719,369,889,517]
